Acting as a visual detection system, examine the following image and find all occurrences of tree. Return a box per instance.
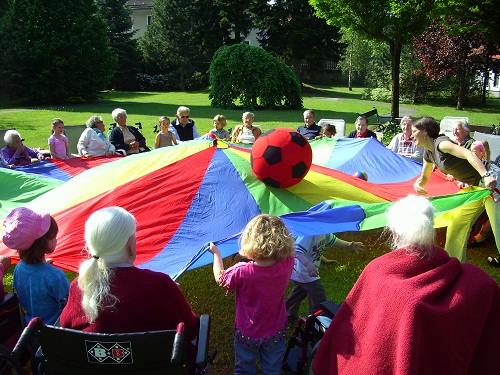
[139,0,203,90]
[413,19,491,110]
[259,0,343,84]
[0,0,113,104]
[209,44,302,109]
[309,0,438,118]
[96,0,140,90]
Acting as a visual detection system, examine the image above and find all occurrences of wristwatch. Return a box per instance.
[483,171,492,178]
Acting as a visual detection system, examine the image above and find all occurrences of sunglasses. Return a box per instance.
[180,116,190,119]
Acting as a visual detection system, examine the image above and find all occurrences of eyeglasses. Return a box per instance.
[180,116,189,119]
[95,121,104,124]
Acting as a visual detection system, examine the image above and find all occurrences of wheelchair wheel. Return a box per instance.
[0,344,23,375]
[304,339,321,375]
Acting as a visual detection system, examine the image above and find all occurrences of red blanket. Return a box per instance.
[313,246,500,375]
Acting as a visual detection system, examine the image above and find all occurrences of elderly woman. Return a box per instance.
[60,206,199,339]
[386,116,424,163]
[412,116,499,265]
[231,112,262,144]
[312,195,500,375]
[108,108,148,155]
[77,116,116,157]
[1,129,44,166]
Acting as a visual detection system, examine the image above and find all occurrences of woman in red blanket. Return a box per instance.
[312,195,500,375]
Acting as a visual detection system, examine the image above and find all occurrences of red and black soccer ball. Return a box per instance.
[251,128,313,188]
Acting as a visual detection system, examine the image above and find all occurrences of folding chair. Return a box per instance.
[10,315,214,375]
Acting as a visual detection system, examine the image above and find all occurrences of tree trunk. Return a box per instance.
[481,69,489,105]
[456,67,466,110]
[348,43,353,91]
[389,39,402,118]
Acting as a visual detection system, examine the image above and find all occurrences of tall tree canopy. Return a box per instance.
[309,0,438,117]
[96,0,140,90]
[259,0,343,83]
[0,0,113,104]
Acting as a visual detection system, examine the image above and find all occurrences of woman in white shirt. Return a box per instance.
[77,116,116,157]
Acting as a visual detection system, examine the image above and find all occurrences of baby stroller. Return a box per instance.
[282,301,340,375]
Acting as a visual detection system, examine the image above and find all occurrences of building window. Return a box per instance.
[147,16,152,26]
[494,73,499,88]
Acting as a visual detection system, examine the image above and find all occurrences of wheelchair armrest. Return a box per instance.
[320,301,341,319]
[195,314,211,369]
[171,322,184,364]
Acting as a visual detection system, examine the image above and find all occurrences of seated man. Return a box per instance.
[169,106,200,142]
[313,195,500,375]
[296,110,321,140]
[452,120,474,149]
[2,129,44,166]
[346,116,377,139]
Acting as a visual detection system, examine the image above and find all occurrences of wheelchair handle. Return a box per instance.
[171,322,185,364]
[12,317,42,361]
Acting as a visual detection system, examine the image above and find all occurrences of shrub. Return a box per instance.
[209,44,302,110]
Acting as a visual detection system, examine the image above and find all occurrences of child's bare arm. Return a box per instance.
[172,133,178,145]
[335,238,364,254]
[296,252,319,277]
[209,242,225,282]
[155,133,160,149]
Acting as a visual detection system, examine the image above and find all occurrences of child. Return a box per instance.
[155,116,178,148]
[209,214,295,374]
[48,118,72,159]
[208,114,230,140]
[1,207,70,324]
[286,233,363,324]
[0,255,11,296]
[319,123,337,139]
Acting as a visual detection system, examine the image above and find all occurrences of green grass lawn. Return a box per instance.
[1,86,500,373]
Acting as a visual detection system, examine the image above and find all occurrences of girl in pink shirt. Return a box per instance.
[209,214,295,374]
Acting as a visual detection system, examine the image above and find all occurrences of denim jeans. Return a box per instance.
[233,329,285,375]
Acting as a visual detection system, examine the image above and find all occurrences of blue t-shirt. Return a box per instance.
[13,262,70,324]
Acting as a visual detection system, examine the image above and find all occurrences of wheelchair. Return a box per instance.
[282,301,340,375]
[1,315,216,375]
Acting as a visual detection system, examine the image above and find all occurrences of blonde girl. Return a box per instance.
[209,214,295,374]
[48,118,72,159]
[208,114,230,140]
[155,116,178,148]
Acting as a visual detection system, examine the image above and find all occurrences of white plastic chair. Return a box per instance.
[317,119,346,139]
[439,116,470,139]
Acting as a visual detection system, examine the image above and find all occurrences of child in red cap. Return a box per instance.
[1,207,69,325]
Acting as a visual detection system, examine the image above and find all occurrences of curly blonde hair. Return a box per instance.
[239,214,295,261]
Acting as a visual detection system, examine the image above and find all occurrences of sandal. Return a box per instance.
[487,256,500,267]
[469,238,486,248]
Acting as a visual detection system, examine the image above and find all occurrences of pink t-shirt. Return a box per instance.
[48,134,68,157]
[220,256,294,339]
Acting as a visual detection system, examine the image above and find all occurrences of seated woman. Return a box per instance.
[2,130,45,166]
[312,195,500,375]
[109,108,149,155]
[386,115,424,163]
[231,112,262,144]
[77,116,116,157]
[59,207,199,340]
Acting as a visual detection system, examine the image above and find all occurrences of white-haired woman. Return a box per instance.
[108,108,148,155]
[1,129,44,166]
[231,112,262,144]
[77,116,116,157]
[60,207,199,339]
[386,116,424,163]
[311,195,500,375]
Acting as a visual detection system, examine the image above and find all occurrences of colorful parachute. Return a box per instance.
[0,138,490,279]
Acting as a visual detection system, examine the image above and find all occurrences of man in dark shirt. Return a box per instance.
[296,110,322,140]
[168,106,200,142]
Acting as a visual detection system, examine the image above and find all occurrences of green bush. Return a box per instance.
[209,44,302,110]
